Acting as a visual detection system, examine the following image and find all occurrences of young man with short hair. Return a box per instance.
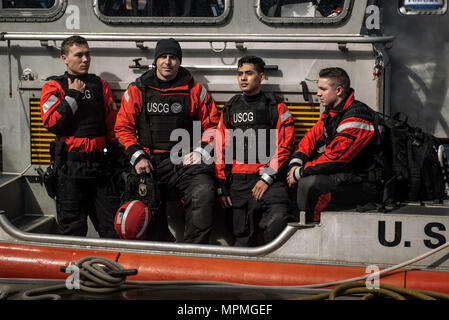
[287,67,381,223]
[216,55,296,246]
[40,35,121,237]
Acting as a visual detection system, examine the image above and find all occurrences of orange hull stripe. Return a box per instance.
[1,242,449,293]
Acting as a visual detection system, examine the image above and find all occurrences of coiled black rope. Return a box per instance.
[295,281,449,300]
[20,256,137,300]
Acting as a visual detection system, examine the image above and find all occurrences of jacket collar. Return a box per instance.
[323,88,355,118]
[140,66,192,88]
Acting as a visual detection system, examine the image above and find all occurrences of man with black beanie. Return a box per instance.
[115,38,220,244]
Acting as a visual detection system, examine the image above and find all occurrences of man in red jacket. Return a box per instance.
[115,38,219,244]
[287,67,381,223]
[216,56,296,246]
[40,35,121,237]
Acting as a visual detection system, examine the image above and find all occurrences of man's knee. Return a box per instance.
[189,175,216,211]
[298,175,330,194]
[260,204,291,242]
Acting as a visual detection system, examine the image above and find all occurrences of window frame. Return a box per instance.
[93,0,232,25]
[0,0,67,22]
[255,0,353,25]
[398,0,447,15]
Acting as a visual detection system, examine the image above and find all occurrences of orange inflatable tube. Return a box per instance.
[1,242,448,294]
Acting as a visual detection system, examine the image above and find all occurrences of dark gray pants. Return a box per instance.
[56,160,120,238]
[297,172,380,223]
[229,174,294,247]
[153,155,216,244]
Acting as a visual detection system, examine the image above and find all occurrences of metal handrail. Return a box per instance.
[0,210,306,257]
[1,32,395,44]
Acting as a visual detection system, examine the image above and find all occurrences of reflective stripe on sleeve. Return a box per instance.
[194,146,212,162]
[336,122,374,133]
[42,95,58,114]
[64,96,78,114]
[289,158,303,167]
[280,110,292,123]
[130,150,145,166]
[200,85,207,103]
[260,172,274,185]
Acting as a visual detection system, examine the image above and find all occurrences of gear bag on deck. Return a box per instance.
[372,112,449,206]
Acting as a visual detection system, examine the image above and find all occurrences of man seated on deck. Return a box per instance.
[216,55,296,247]
[286,67,382,223]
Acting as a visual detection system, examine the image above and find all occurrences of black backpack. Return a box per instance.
[372,112,449,206]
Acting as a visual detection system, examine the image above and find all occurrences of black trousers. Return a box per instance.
[297,172,380,223]
[229,174,294,247]
[56,160,121,238]
[152,155,216,244]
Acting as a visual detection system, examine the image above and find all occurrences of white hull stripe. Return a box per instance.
[337,122,374,133]
[42,95,58,114]
[121,200,139,237]
[135,207,150,239]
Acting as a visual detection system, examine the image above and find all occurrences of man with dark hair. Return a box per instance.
[216,55,296,246]
[287,67,381,223]
[115,38,219,244]
[40,35,121,237]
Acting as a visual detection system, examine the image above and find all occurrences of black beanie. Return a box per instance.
[154,38,182,63]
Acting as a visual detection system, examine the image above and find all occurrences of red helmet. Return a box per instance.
[115,200,151,240]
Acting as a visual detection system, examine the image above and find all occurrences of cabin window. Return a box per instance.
[0,0,66,21]
[1,0,55,8]
[257,0,352,24]
[94,0,230,24]
[398,0,447,15]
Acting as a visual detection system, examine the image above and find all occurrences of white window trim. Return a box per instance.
[0,0,67,22]
[93,0,232,25]
[255,0,353,25]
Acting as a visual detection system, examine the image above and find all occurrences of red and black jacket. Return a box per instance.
[40,72,118,153]
[115,67,219,166]
[289,89,377,177]
[215,92,295,192]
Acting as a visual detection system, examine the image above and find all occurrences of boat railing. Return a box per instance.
[0,210,315,257]
[1,32,395,47]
